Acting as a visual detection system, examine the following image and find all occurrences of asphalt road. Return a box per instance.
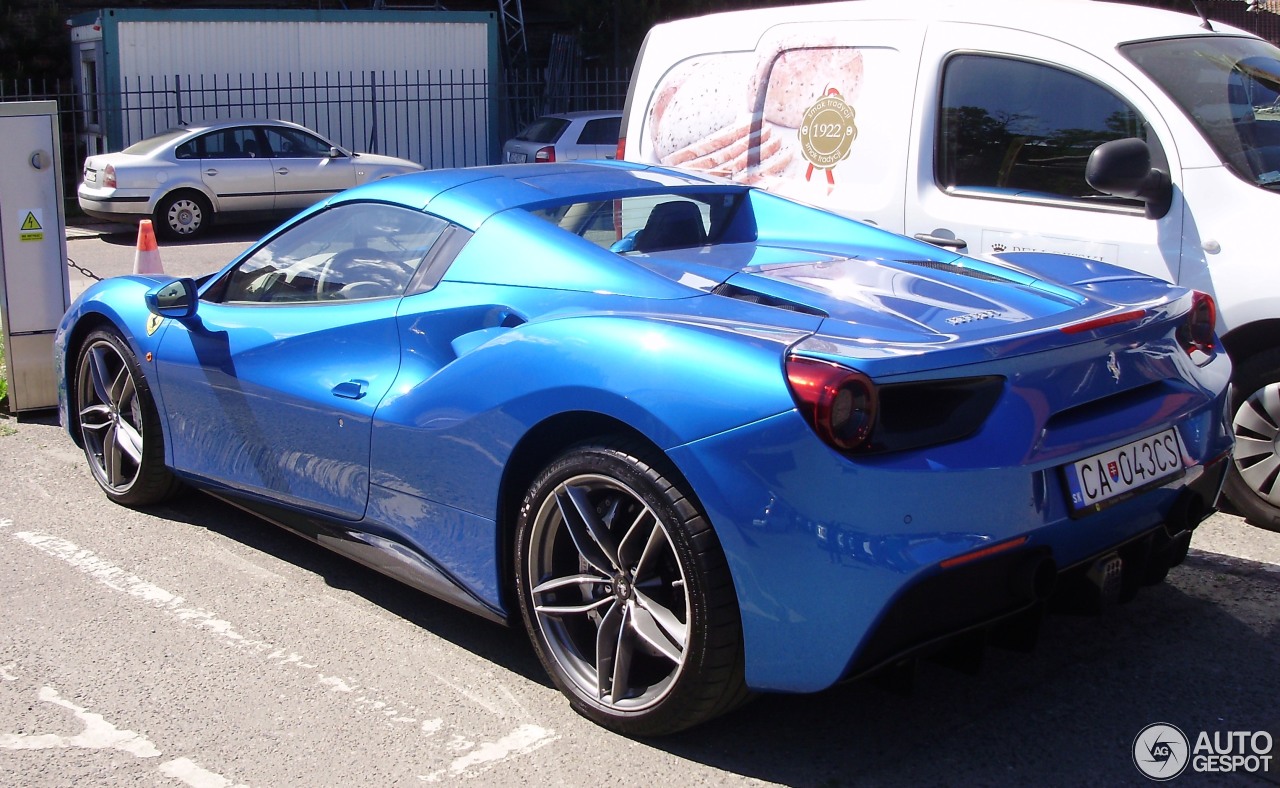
[0,222,1273,786]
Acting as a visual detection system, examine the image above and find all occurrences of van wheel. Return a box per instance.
[514,440,748,736]
[1224,348,1280,532]
[155,191,211,240]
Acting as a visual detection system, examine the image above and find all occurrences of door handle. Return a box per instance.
[276,167,290,176]
[331,379,368,399]
[914,233,967,250]
[204,168,219,176]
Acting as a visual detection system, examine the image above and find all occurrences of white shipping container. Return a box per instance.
[70,8,498,167]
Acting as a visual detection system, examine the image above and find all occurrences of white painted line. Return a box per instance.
[422,723,558,782]
[0,676,247,787]
[0,516,560,782]
[159,757,251,788]
[0,686,161,757]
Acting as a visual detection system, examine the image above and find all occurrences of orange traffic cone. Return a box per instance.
[132,219,164,275]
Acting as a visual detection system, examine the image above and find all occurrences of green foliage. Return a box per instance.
[0,0,71,83]
[0,329,9,418]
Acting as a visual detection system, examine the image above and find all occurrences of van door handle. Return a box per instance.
[914,233,967,250]
[332,379,368,399]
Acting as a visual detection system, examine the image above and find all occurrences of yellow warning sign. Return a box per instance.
[19,210,44,242]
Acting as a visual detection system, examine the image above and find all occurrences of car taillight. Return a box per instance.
[785,356,878,452]
[103,164,116,188]
[616,137,626,161]
[535,146,555,163]
[1178,291,1217,357]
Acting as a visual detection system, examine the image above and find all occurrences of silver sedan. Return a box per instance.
[78,118,423,239]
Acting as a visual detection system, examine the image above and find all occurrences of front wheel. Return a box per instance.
[1224,348,1280,532]
[515,441,747,736]
[73,329,182,506]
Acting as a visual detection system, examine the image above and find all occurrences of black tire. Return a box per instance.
[1224,348,1280,532]
[154,191,212,240]
[72,329,183,506]
[515,440,748,736]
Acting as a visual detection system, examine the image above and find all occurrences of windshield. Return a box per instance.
[1123,35,1280,189]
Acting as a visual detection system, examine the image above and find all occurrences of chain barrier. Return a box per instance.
[67,257,102,282]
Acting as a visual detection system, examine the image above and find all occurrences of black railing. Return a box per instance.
[1,65,631,202]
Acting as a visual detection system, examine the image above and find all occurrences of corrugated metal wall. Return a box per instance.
[114,21,488,78]
[109,18,493,168]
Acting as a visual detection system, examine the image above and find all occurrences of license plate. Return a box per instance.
[1063,428,1185,514]
[85,171,97,183]
[507,152,527,163]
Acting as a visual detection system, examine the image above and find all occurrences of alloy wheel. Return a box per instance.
[76,338,145,494]
[526,473,691,711]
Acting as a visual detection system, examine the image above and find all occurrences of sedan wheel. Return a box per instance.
[516,442,746,736]
[155,192,210,240]
[1225,349,1280,532]
[74,329,181,506]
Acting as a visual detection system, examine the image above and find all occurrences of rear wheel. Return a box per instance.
[515,441,747,736]
[73,329,182,506]
[154,191,211,240]
[1225,348,1280,532]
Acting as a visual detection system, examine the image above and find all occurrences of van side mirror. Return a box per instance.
[1085,138,1172,220]
[145,277,199,319]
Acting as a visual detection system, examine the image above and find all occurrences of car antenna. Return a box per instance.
[1188,0,1215,30]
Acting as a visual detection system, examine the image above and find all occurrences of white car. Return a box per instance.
[502,110,621,164]
[78,118,423,239]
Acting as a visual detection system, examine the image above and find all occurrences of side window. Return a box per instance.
[208,203,448,304]
[262,127,334,158]
[576,117,621,146]
[197,128,259,160]
[938,55,1150,204]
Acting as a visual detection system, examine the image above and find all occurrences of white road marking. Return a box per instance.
[422,724,557,782]
[159,756,250,788]
[0,516,559,782]
[0,686,161,757]
[0,677,246,787]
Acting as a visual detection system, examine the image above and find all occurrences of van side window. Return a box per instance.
[938,55,1152,206]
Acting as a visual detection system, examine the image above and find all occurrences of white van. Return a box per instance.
[620,0,1280,529]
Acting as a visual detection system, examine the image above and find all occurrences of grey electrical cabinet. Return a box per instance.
[0,101,70,412]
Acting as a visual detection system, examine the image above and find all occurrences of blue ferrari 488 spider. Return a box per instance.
[57,161,1232,735]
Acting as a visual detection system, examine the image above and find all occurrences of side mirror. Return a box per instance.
[609,229,640,254]
[329,146,342,158]
[145,277,199,319]
[1085,137,1173,220]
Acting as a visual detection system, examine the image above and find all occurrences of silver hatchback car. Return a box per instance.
[78,119,423,239]
[501,111,622,164]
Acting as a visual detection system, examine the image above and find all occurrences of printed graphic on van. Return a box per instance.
[642,37,875,198]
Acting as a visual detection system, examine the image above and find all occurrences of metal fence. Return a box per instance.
[1,66,631,203]
[110,69,493,170]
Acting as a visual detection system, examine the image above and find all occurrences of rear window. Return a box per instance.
[516,117,570,144]
[122,129,191,155]
[526,192,748,253]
